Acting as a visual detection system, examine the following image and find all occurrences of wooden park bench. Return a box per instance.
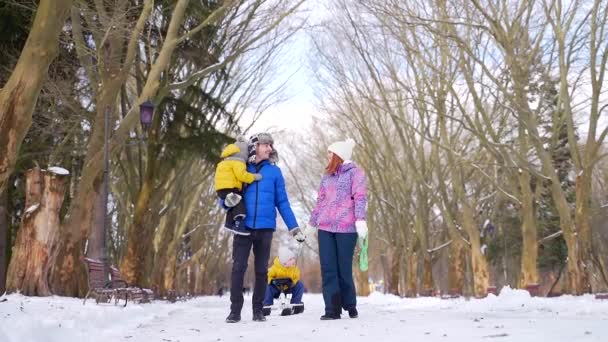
[83,257,154,306]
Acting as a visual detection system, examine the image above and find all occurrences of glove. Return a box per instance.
[224,193,242,207]
[355,221,368,239]
[291,227,306,243]
[253,173,263,181]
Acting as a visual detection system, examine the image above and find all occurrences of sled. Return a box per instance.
[262,278,304,316]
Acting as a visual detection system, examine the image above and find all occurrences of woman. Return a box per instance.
[309,138,368,320]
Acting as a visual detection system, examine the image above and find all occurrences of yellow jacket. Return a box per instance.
[214,144,255,191]
[267,257,300,287]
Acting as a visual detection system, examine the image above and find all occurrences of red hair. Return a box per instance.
[325,153,344,175]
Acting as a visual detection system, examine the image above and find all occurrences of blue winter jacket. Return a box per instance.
[243,160,298,230]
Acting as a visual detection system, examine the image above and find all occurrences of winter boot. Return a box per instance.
[252,310,266,322]
[226,311,241,323]
[320,312,340,320]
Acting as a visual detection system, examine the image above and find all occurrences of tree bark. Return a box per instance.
[0,188,8,294]
[355,267,370,296]
[0,0,72,195]
[461,197,490,297]
[448,239,467,296]
[575,171,605,291]
[414,202,434,296]
[388,245,401,296]
[404,247,417,298]
[152,196,176,296]
[152,178,181,295]
[160,173,207,292]
[120,166,156,286]
[436,185,467,295]
[434,140,467,296]
[518,169,539,288]
[437,94,489,296]
[86,189,106,261]
[6,168,68,295]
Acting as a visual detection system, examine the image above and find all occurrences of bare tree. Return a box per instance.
[6,168,69,295]
[0,0,72,195]
[43,0,306,295]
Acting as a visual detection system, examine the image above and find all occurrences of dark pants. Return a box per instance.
[230,229,273,313]
[263,280,304,305]
[217,188,246,228]
[318,229,358,315]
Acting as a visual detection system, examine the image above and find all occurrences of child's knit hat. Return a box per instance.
[278,246,295,266]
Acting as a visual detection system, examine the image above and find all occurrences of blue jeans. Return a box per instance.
[263,280,304,305]
[318,230,357,315]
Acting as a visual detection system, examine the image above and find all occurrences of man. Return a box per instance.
[226,133,306,323]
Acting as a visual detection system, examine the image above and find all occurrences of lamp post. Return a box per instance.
[100,101,155,282]
[139,101,155,133]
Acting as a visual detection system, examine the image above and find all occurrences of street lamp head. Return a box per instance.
[139,100,155,131]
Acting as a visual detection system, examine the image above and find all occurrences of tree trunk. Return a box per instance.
[388,245,401,296]
[121,107,165,287]
[159,176,207,293]
[415,207,434,296]
[6,168,68,295]
[163,253,179,295]
[434,91,468,296]
[355,267,370,296]
[436,173,467,295]
[518,170,539,288]
[574,171,600,291]
[448,239,466,296]
[154,200,178,296]
[120,175,155,286]
[49,174,99,297]
[405,248,417,297]
[461,197,490,297]
[550,170,589,294]
[51,237,89,296]
[379,253,389,293]
[448,162,489,296]
[0,188,8,294]
[86,189,106,261]
[0,0,72,195]
[194,264,204,295]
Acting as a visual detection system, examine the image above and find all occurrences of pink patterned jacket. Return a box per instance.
[309,162,367,233]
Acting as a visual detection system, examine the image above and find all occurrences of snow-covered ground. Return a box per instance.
[1,287,607,342]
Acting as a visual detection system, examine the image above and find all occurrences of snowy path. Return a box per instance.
[1,288,607,342]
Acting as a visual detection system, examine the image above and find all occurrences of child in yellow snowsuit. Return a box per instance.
[263,246,304,314]
[214,135,261,235]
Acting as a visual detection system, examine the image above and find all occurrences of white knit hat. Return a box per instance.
[328,138,356,161]
[278,246,295,265]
